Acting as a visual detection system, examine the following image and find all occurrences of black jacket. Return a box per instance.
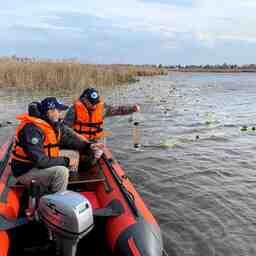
[11,122,91,177]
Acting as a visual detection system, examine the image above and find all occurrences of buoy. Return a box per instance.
[133,122,141,148]
[241,126,248,131]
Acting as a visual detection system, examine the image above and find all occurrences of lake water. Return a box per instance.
[1,72,256,255]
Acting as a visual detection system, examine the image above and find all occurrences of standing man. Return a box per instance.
[64,87,140,141]
[11,97,102,195]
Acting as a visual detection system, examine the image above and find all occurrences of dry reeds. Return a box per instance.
[0,58,167,90]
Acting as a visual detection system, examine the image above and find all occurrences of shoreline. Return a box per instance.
[168,69,256,73]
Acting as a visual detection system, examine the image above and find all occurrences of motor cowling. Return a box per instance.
[38,190,93,256]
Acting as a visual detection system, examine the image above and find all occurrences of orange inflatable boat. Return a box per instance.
[0,139,163,256]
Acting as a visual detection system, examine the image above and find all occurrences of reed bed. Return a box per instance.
[0,59,167,90]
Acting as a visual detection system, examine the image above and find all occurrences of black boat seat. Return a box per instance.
[68,171,105,185]
[8,169,105,188]
[9,182,26,189]
[8,174,105,187]
[8,173,104,187]
[7,176,26,189]
[9,176,105,187]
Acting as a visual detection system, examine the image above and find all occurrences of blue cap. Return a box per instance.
[80,88,100,105]
[40,97,68,113]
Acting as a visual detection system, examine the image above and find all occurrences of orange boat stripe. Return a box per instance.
[0,231,9,256]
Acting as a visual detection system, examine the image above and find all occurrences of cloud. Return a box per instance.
[13,23,83,33]
[0,0,256,64]
[139,0,194,7]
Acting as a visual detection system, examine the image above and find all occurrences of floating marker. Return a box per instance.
[241,125,248,131]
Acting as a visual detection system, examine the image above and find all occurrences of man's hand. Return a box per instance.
[90,143,105,160]
[69,158,79,171]
[90,143,105,150]
[133,104,140,113]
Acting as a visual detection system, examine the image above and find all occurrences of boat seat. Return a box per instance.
[9,182,26,189]
[7,176,26,189]
[8,172,105,188]
[68,171,105,185]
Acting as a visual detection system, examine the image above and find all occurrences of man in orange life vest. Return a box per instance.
[64,87,140,141]
[11,97,102,195]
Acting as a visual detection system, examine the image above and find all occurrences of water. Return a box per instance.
[2,73,256,255]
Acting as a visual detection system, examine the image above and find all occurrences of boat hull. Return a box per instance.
[0,140,163,256]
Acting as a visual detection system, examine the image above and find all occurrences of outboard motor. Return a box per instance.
[38,191,94,256]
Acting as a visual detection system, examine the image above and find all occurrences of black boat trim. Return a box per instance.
[0,141,14,203]
[0,215,29,231]
[0,140,13,179]
[102,154,140,218]
[93,199,124,217]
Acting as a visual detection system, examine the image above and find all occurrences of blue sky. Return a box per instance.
[0,0,256,64]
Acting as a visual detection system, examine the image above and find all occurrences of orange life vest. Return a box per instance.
[73,99,104,140]
[12,114,60,163]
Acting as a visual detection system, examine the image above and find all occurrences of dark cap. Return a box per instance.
[80,88,100,105]
[40,97,68,113]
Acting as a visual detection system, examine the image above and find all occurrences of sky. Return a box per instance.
[1,0,256,65]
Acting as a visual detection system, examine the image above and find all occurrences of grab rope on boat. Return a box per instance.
[102,154,170,255]
[102,154,139,218]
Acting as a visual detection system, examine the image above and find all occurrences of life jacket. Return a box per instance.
[12,114,60,163]
[73,99,104,140]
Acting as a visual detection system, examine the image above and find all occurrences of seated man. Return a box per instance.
[11,97,102,195]
[63,87,140,141]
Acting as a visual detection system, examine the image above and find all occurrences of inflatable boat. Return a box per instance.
[0,139,163,256]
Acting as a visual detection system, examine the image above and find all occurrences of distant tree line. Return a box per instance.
[158,63,256,72]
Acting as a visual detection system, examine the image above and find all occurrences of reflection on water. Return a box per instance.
[2,73,256,255]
